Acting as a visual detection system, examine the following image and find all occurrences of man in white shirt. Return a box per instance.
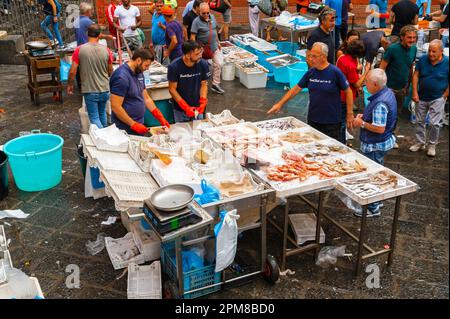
[113,0,143,51]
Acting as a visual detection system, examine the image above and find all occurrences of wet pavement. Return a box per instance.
[0,63,448,299]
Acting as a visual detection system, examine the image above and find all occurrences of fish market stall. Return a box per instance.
[203,116,418,275]
[80,113,280,299]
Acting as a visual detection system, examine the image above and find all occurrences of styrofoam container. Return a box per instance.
[131,220,161,262]
[289,213,325,245]
[237,66,268,89]
[127,261,162,299]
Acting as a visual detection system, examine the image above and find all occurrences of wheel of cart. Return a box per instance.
[262,254,279,285]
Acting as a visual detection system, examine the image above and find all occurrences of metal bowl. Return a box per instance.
[26,41,49,49]
[150,184,195,212]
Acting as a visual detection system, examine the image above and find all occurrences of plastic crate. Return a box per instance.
[161,243,221,299]
[236,63,268,89]
[127,261,162,299]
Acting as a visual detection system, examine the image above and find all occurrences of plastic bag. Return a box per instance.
[214,209,240,273]
[335,190,362,214]
[182,246,205,272]
[60,60,71,82]
[194,179,221,205]
[316,246,346,268]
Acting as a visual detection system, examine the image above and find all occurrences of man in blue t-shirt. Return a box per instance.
[167,40,210,123]
[74,2,94,46]
[410,39,449,157]
[268,42,354,141]
[110,49,170,135]
[149,0,168,65]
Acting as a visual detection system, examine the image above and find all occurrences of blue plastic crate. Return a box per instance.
[161,242,221,299]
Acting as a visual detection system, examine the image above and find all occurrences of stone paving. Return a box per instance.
[0,63,448,299]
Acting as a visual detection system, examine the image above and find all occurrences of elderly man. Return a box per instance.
[352,68,397,217]
[68,24,113,129]
[191,2,225,94]
[307,6,336,64]
[75,2,113,46]
[114,0,143,51]
[268,42,353,141]
[410,40,449,157]
[380,25,417,122]
[110,49,170,135]
[168,40,210,123]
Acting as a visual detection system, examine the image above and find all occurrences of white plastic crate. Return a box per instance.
[236,64,268,89]
[131,220,161,262]
[288,213,325,245]
[127,261,162,299]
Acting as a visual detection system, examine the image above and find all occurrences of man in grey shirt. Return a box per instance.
[191,2,225,94]
[67,24,113,128]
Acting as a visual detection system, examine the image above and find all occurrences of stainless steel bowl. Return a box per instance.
[150,184,195,212]
[26,41,50,49]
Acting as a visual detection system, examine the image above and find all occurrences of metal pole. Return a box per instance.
[314,191,324,260]
[260,196,267,273]
[388,196,402,266]
[356,205,368,276]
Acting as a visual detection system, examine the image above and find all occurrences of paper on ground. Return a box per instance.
[101,216,117,226]
[0,210,29,220]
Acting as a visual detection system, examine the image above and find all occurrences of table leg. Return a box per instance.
[281,199,290,271]
[314,191,324,261]
[356,205,368,276]
[388,196,402,266]
[261,199,267,272]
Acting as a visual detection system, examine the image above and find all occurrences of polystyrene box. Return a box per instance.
[131,220,161,262]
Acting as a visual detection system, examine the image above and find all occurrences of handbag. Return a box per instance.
[202,20,215,60]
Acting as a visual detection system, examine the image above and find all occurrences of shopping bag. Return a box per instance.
[214,209,240,273]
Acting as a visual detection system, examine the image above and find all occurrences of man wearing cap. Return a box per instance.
[110,49,170,135]
[162,5,184,62]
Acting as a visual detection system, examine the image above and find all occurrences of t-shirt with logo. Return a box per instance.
[298,64,349,124]
[114,4,141,37]
[167,57,210,112]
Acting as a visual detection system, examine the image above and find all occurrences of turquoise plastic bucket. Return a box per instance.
[3,133,64,192]
[275,41,297,55]
[273,64,291,83]
[144,99,174,127]
[363,86,372,107]
[288,62,308,89]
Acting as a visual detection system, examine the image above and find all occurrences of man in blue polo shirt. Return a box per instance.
[167,40,210,123]
[110,49,170,135]
[410,39,449,157]
[268,42,354,141]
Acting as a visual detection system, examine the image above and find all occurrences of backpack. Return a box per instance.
[209,0,228,14]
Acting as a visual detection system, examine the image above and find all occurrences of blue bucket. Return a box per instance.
[144,99,174,127]
[3,133,64,192]
[288,62,308,89]
[363,86,372,107]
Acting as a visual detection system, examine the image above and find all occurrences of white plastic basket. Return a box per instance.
[127,261,162,299]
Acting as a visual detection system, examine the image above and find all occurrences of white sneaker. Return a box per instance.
[393,142,399,149]
[409,143,424,152]
[345,129,354,140]
[427,144,436,157]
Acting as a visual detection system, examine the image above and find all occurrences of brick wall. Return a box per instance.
[96,1,442,28]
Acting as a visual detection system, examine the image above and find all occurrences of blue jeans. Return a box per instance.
[84,92,109,128]
[363,150,386,211]
[173,108,204,123]
[41,14,63,46]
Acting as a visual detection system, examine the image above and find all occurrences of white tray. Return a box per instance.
[254,116,307,133]
[335,168,418,205]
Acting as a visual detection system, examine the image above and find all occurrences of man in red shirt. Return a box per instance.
[106,0,121,47]
[337,39,369,144]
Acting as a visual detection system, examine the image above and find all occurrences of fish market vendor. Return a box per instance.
[110,48,170,135]
[167,40,210,123]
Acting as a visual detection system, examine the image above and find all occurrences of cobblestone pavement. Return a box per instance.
[0,64,448,299]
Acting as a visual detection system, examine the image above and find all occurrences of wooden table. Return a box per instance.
[25,53,63,106]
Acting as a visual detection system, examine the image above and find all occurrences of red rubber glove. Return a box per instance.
[151,107,171,128]
[130,122,149,135]
[198,97,208,114]
[177,98,196,118]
